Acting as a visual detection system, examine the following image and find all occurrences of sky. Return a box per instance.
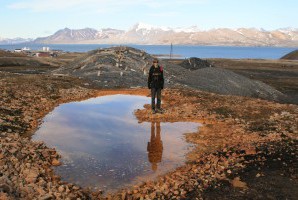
[0,0,297,38]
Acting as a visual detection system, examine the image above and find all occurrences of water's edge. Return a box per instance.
[31,94,201,192]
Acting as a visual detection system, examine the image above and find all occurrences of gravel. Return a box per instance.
[178,67,287,102]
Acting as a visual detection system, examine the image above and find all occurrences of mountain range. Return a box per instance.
[0,37,33,45]
[2,23,298,47]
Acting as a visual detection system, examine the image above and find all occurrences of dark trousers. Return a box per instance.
[151,88,161,110]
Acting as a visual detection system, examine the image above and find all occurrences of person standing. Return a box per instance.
[148,59,164,114]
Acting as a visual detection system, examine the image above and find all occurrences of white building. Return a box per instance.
[14,49,22,52]
[21,47,30,51]
[42,47,50,52]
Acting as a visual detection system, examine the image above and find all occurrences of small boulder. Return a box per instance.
[51,159,61,166]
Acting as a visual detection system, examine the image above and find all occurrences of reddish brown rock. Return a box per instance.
[51,159,61,166]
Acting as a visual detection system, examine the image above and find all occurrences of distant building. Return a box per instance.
[14,49,22,53]
[42,47,50,52]
[21,47,30,52]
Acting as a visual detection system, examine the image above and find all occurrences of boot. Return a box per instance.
[156,108,164,114]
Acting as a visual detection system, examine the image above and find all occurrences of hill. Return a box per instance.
[52,46,287,102]
[281,49,298,60]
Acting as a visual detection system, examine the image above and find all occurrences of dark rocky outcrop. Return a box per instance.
[179,57,213,70]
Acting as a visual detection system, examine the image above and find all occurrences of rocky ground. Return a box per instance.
[0,69,297,199]
[1,47,298,199]
[132,89,297,200]
[0,72,99,199]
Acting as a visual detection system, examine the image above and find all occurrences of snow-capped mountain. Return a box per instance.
[96,28,125,39]
[0,37,33,44]
[33,27,125,43]
[34,28,99,43]
[278,27,298,33]
[172,26,201,33]
[131,22,172,32]
[130,22,200,34]
[31,23,298,47]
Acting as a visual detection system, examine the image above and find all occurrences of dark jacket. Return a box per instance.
[148,65,164,89]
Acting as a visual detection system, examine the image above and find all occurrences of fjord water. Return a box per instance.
[32,95,200,191]
[0,44,296,59]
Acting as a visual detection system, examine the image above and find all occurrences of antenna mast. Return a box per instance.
[170,43,173,60]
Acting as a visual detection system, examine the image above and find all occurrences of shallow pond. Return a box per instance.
[33,95,200,191]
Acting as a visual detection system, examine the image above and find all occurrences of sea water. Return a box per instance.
[0,43,296,59]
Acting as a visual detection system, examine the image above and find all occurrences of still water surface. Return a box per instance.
[33,95,200,191]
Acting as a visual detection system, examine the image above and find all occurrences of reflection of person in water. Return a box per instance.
[147,121,163,171]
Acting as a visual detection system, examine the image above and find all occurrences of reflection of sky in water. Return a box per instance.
[33,95,200,191]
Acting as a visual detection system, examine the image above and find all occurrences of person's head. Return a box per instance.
[153,59,159,67]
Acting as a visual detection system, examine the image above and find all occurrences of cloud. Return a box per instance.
[7,0,208,12]
[8,0,150,12]
[8,0,87,11]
